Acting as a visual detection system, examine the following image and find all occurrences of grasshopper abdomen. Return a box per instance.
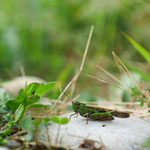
[111,111,130,118]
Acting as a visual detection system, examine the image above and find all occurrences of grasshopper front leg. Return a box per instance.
[69,112,78,120]
[86,115,89,124]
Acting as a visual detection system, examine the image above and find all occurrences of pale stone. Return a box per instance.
[0,147,10,150]
[41,113,150,150]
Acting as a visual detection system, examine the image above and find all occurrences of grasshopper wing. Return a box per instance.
[86,105,130,118]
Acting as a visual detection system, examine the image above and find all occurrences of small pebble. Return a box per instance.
[7,140,21,148]
[102,124,106,127]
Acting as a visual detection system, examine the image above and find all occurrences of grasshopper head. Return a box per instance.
[72,101,86,112]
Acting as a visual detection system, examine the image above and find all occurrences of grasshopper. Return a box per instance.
[70,101,130,124]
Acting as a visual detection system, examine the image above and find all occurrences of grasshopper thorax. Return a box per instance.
[72,101,86,113]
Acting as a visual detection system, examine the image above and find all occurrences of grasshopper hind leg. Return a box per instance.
[82,113,89,124]
[90,113,115,121]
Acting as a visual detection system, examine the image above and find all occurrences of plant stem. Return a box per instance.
[55,124,61,146]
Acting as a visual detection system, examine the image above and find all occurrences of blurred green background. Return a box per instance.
[0,0,150,100]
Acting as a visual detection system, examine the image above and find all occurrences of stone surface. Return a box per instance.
[7,140,21,148]
[41,113,150,150]
[0,147,10,150]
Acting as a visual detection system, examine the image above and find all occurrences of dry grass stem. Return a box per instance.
[96,65,124,86]
[118,65,132,93]
[87,74,126,91]
[112,52,150,100]
[112,54,132,92]
[57,95,80,114]
[49,25,94,114]
[6,130,27,140]
[112,52,143,90]
[71,25,94,95]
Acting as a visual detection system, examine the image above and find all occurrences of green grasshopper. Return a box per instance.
[70,101,130,124]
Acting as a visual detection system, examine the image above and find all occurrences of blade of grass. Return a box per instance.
[122,33,150,63]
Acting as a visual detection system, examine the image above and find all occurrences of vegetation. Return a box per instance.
[0,0,150,99]
[0,0,150,149]
[0,82,69,148]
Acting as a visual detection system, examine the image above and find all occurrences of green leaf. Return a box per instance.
[122,91,130,102]
[0,89,8,102]
[22,133,34,141]
[35,82,56,96]
[27,82,40,96]
[143,137,150,147]
[33,118,51,126]
[148,110,150,113]
[140,101,144,107]
[27,95,40,106]
[2,113,12,123]
[5,99,20,112]
[60,117,69,124]
[41,118,51,124]
[51,116,60,124]
[123,33,150,63]
[131,87,140,96]
[28,103,51,108]
[50,116,69,124]
[0,108,8,113]
[0,136,8,145]
[16,95,24,103]
[0,88,9,108]
[9,121,15,126]
[14,105,24,122]
[18,89,24,95]
[33,118,42,126]
[21,113,34,133]
[21,114,36,141]
[0,129,12,137]
[5,92,25,112]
